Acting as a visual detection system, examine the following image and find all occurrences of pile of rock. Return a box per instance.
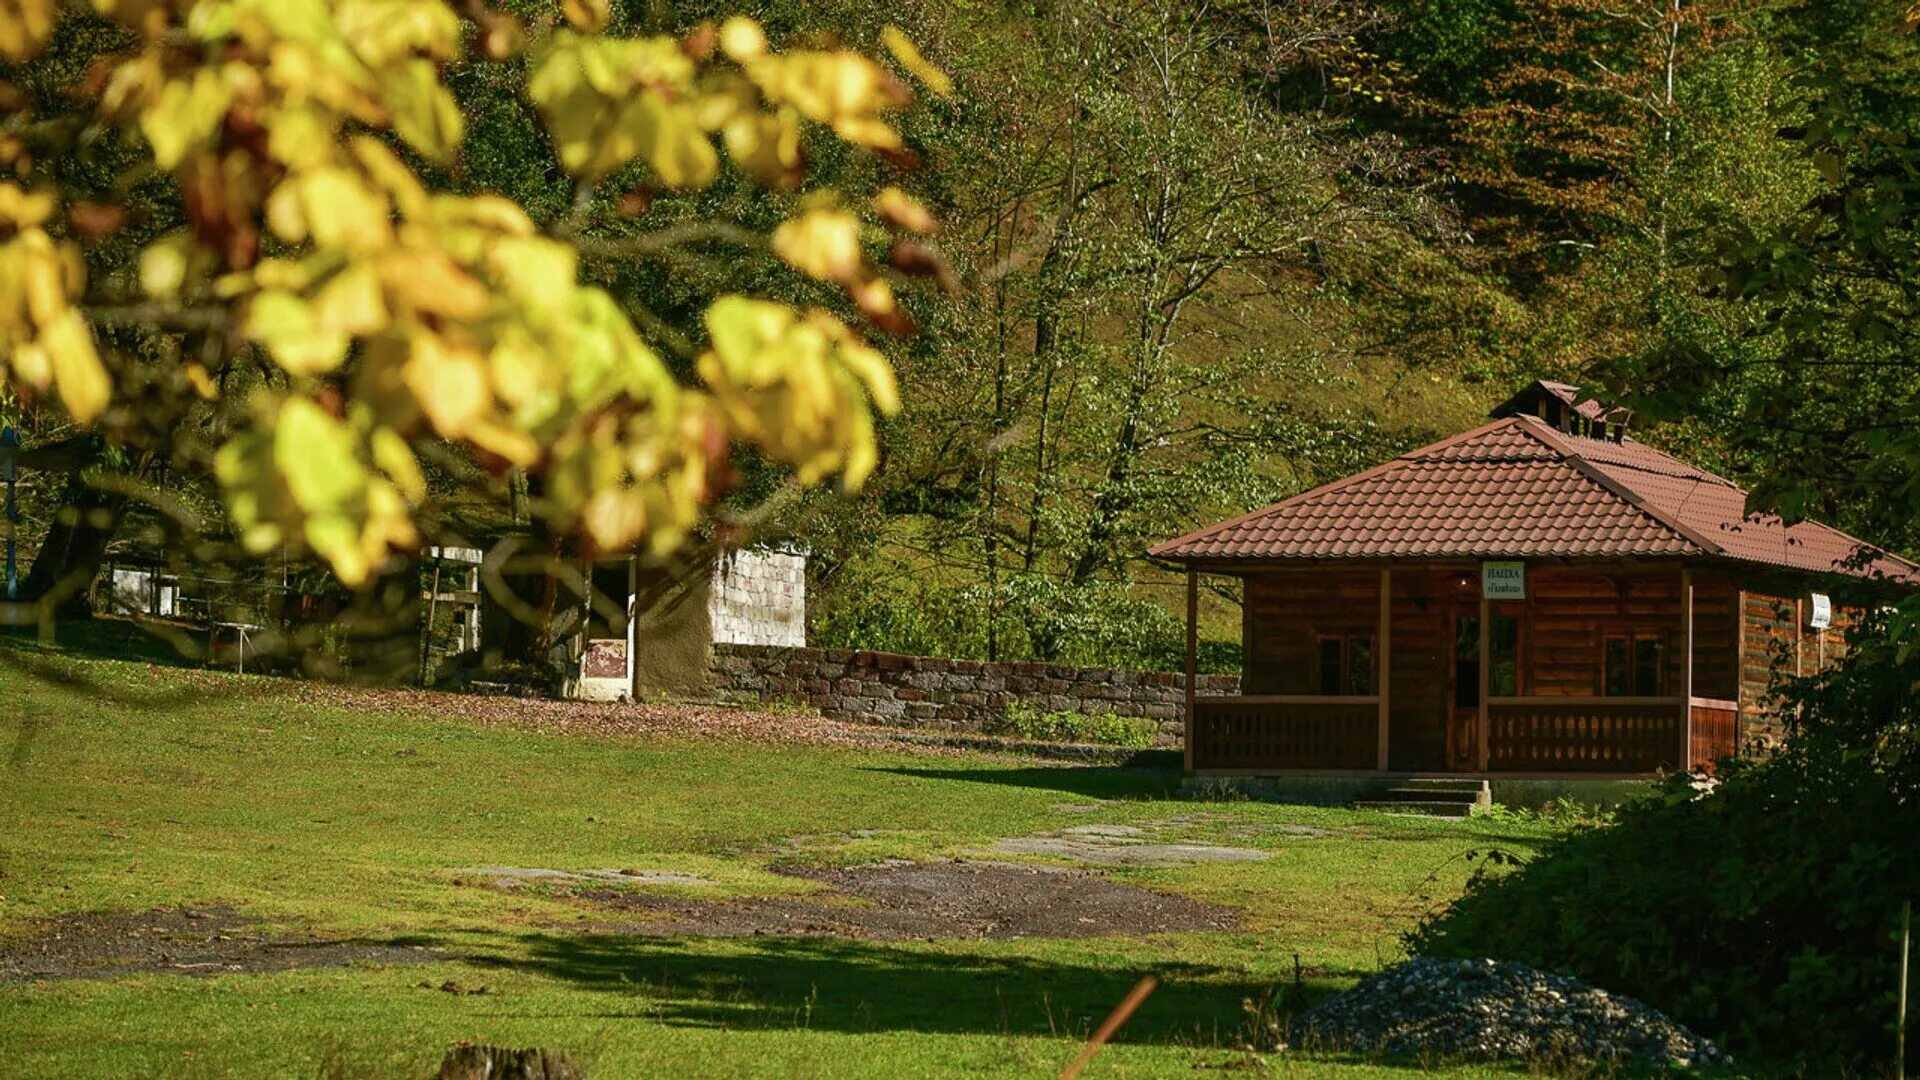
[1292,957,1727,1069]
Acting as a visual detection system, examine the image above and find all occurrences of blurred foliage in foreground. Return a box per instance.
[0,0,941,613]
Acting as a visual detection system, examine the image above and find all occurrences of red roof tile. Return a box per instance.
[1150,415,1920,583]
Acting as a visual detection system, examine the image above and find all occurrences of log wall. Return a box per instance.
[1241,571,1382,695]
[1386,570,1461,771]
[1524,568,1687,696]
[1237,563,1755,771]
[1739,591,1858,750]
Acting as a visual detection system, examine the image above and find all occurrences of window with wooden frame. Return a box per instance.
[1316,634,1375,695]
[1602,634,1666,696]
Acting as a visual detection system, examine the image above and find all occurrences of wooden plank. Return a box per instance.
[1195,695,1382,705]
[420,559,441,686]
[1681,568,1694,771]
[1487,695,1683,706]
[1687,696,1739,710]
[1795,596,1804,678]
[1185,568,1197,774]
[1477,591,1490,771]
[422,590,483,605]
[1735,585,1748,752]
[1378,567,1391,771]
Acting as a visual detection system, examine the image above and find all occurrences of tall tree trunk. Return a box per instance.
[478,472,580,690]
[19,471,127,618]
[1068,366,1152,587]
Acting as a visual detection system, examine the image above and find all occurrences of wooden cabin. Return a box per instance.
[1151,382,1918,779]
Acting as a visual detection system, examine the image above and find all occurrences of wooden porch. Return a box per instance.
[1180,562,1744,777]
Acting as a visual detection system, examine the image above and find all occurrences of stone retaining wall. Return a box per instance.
[709,643,1239,743]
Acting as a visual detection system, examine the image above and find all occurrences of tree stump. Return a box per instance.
[436,1045,583,1080]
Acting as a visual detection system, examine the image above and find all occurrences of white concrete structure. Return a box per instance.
[709,548,806,647]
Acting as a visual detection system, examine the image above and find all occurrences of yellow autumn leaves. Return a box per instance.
[216,398,426,589]
[0,0,58,63]
[98,0,468,169]
[525,15,936,192]
[699,297,899,489]
[0,185,110,425]
[3,1,947,587]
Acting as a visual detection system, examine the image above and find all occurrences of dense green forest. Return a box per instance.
[767,0,1920,671]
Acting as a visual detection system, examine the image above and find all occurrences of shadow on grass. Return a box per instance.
[868,764,1184,801]
[453,933,1615,1075]
[1,616,197,666]
[470,931,1306,1044]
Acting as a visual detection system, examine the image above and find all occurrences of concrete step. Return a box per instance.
[1375,787,1483,803]
[1383,778,1490,793]
[1362,779,1491,813]
[1351,799,1479,818]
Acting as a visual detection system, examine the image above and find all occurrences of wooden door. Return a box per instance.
[1448,607,1480,770]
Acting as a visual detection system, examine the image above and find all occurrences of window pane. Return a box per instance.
[1604,638,1630,696]
[1490,614,1520,697]
[1634,637,1664,695]
[1454,617,1480,661]
[1318,638,1344,695]
[1349,636,1373,695]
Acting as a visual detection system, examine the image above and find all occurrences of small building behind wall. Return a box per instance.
[1150,381,1918,781]
[568,547,806,701]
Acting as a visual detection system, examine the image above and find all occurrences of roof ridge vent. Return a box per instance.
[1491,379,1628,441]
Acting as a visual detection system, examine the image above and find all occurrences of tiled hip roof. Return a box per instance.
[1150,415,1919,583]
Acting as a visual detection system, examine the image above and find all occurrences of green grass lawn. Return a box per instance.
[0,641,1567,1078]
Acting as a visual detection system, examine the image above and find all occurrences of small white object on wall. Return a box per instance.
[1809,592,1832,629]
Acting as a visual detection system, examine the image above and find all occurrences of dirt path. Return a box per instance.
[0,907,442,981]
[569,859,1240,941]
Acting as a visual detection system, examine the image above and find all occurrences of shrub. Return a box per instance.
[812,565,1242,674]
[1409,618,1920,1073]
[988,701,1158,748]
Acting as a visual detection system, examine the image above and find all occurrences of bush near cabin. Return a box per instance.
[988,700,1157,749]
[1409,620,1920,1073]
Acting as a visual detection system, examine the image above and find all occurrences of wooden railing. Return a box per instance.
[1486,697,1681,774]
[1688,697,1740,771]
[1190,695,1378,771]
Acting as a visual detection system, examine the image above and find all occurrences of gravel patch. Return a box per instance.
[565,859,1239,940]
[979,836,1270,865]
[460,866,712,887]
[970,818,1276,866]
[1293,957,1728,1069]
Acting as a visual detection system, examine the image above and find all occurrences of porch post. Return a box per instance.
[1476,589,1490,772]
[1680,567,1694,771]
[1183,567,1197,774]
[1377,567,1391,771]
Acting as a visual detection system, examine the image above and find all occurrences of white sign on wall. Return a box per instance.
[1482,561,1527,600]
[1809,593,1832,629]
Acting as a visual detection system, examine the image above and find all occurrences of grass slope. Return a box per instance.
[0,644,1560,1078]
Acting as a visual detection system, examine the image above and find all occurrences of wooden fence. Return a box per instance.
[1688,697,1740,771]
[1485,697,1680,773]
[1190,696,1378,770]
